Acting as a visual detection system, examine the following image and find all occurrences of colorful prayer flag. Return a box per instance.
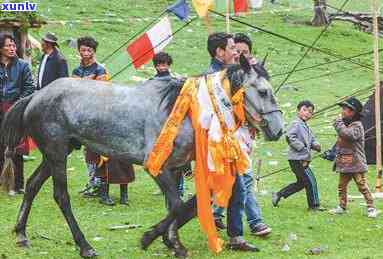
[127,16,173,69]
[166,0,190,21]
[192,0,213,17]
[233,0,248,15]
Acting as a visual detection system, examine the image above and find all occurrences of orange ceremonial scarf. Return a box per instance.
[145,71,248,253]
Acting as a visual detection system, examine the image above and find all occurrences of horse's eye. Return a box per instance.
[258,88,267,97]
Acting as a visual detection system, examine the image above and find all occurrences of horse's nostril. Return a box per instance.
[260,119,268,127]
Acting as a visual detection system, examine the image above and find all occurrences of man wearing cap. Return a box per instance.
[36,32,68,89]
[206,32,260,252]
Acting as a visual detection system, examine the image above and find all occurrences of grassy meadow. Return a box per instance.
[1,0,383,258]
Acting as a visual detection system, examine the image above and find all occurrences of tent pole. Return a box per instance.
[226,0,230,33]
[372,0,382,192]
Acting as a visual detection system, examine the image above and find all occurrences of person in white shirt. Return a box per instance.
[36,32,68,89]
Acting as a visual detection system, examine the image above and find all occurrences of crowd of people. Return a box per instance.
[0,32,135,205]
[0,29,379,253]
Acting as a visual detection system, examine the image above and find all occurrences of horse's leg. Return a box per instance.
[49,157,96,258]
[170,195,197,229]
[141,169,186,254]
[158,169,184,212]
[14,160,51,247]
[161,175,194,257]
[166,219,187,258]
[142,195,197,250]
[164,196,198,258]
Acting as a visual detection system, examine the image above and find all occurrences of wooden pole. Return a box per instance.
[226,0,230,33]
[204,15,213,35]
[373,0,382,192]
[255,159,262,192]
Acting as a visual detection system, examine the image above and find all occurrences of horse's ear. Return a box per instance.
[239,54,251,73]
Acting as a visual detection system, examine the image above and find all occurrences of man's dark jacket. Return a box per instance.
[37,48,69,89]
[0,57,34,103]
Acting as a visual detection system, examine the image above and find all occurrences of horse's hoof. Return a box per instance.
[162,234,174,249]
[16,237,30,248]
[80,248,98,258]
[141,231,156,250]
[173,247,188,259]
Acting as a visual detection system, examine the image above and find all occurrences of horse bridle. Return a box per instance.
[243,91,282,126]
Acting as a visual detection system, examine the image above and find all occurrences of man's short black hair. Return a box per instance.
[234,33,252,53]
[0,32,15,50]
[77,36,98,52]
[297,100,315,111]
[153,52,173,66]
[207,32,233,58]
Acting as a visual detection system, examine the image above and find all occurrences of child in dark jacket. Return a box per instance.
[272,100,323,210]
[329,97,378,218]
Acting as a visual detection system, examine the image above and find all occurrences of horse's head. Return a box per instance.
[227,56,284,141]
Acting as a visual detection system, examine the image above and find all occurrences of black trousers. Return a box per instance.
[277,160,320,208]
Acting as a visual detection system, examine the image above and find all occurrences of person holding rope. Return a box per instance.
[213,33,272,237]
[73,36,134,206]
[329,97,378,218]
[272,100,323,211]
[207,32,259,252]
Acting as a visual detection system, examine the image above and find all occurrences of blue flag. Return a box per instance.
[166,0,190,21]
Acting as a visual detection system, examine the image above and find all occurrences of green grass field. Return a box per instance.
[1,0,383,258]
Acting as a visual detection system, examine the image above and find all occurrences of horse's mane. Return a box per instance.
[159,78,187,113]
[226,63,270,95]
[159,63,270,113]
[226,62,270,81]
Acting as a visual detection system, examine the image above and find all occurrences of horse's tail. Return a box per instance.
[1,95,33,149]
[0,152,15,193]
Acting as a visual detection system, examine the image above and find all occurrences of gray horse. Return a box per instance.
[1,57,283,258]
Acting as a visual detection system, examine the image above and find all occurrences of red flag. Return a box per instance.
[127,16,173,69]
[233,0,248,15]
[127,34,154,69]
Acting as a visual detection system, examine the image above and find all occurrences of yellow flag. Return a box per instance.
[192,0,214,17]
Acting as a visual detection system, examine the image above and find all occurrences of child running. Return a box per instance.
[272,100,323,211]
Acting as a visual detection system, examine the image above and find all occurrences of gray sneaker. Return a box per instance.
[214,218,226,230]
[329,206,346,215]
[367,207,379,218]
[251,223,272,236]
